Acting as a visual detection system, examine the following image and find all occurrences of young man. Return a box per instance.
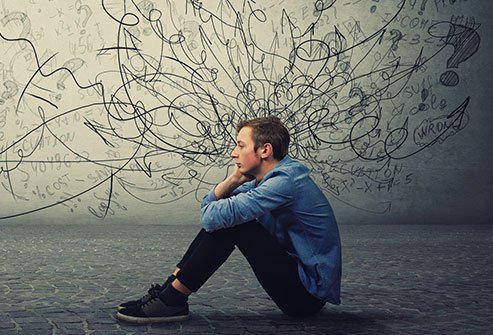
[116,116,342,324]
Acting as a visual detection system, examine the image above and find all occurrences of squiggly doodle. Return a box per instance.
[0,0,481,219]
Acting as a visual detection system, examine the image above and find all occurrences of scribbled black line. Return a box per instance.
[25,92,59,109]
[0,172,112,219]
[0,0,482,219]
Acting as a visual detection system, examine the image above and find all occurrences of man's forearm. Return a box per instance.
[214,175,244,199]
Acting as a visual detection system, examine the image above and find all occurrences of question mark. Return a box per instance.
[57,58,85,90]
[389,29,403,51]
[429,22,480,87]
[1,12,31,49]
[75,1,92,34]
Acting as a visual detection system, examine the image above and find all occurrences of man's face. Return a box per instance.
[231,126,262,177]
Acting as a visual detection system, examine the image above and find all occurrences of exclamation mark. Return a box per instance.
[418,0,428,15]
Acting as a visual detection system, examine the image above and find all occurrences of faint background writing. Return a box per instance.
[1,0,491,225]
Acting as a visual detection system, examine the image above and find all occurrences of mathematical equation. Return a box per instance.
[0,0,481,219]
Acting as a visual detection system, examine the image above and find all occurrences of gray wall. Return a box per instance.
[1,0,491,225]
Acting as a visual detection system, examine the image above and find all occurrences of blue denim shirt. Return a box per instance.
[200,156,341,304]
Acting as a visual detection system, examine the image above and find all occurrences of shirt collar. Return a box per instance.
[256,155,292,186]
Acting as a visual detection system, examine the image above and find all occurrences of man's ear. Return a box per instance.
[260,143,273,159]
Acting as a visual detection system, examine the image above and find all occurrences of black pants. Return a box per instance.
[175,221,326,317]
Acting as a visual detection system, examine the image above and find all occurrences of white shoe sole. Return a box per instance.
[116,311,190,324]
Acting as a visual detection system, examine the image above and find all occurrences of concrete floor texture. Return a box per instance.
[0,223,491,335]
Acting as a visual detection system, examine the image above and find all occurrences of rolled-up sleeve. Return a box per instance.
[200,189,218,208]
[200,172,295,232]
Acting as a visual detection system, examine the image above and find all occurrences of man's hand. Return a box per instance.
[230,164,255,185]
[214,164,254,199]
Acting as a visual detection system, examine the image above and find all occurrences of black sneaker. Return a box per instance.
[117,275,176,311]
[116,291,189,324]
[117,283,163,311]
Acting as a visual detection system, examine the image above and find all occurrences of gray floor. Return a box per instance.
[0,223,491,335]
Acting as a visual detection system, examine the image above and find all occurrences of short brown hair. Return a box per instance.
[236,116,290,160]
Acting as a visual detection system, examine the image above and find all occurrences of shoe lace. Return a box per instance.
[140,284,162,305]
[148,284,162,294]
[141,284,163,307]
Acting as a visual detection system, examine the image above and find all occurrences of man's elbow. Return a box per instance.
[200,208,218,232]
[200,216,211,232]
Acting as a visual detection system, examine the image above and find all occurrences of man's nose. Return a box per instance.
[231,148,238,158]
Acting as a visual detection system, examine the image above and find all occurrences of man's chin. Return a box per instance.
[239,168,252,176]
